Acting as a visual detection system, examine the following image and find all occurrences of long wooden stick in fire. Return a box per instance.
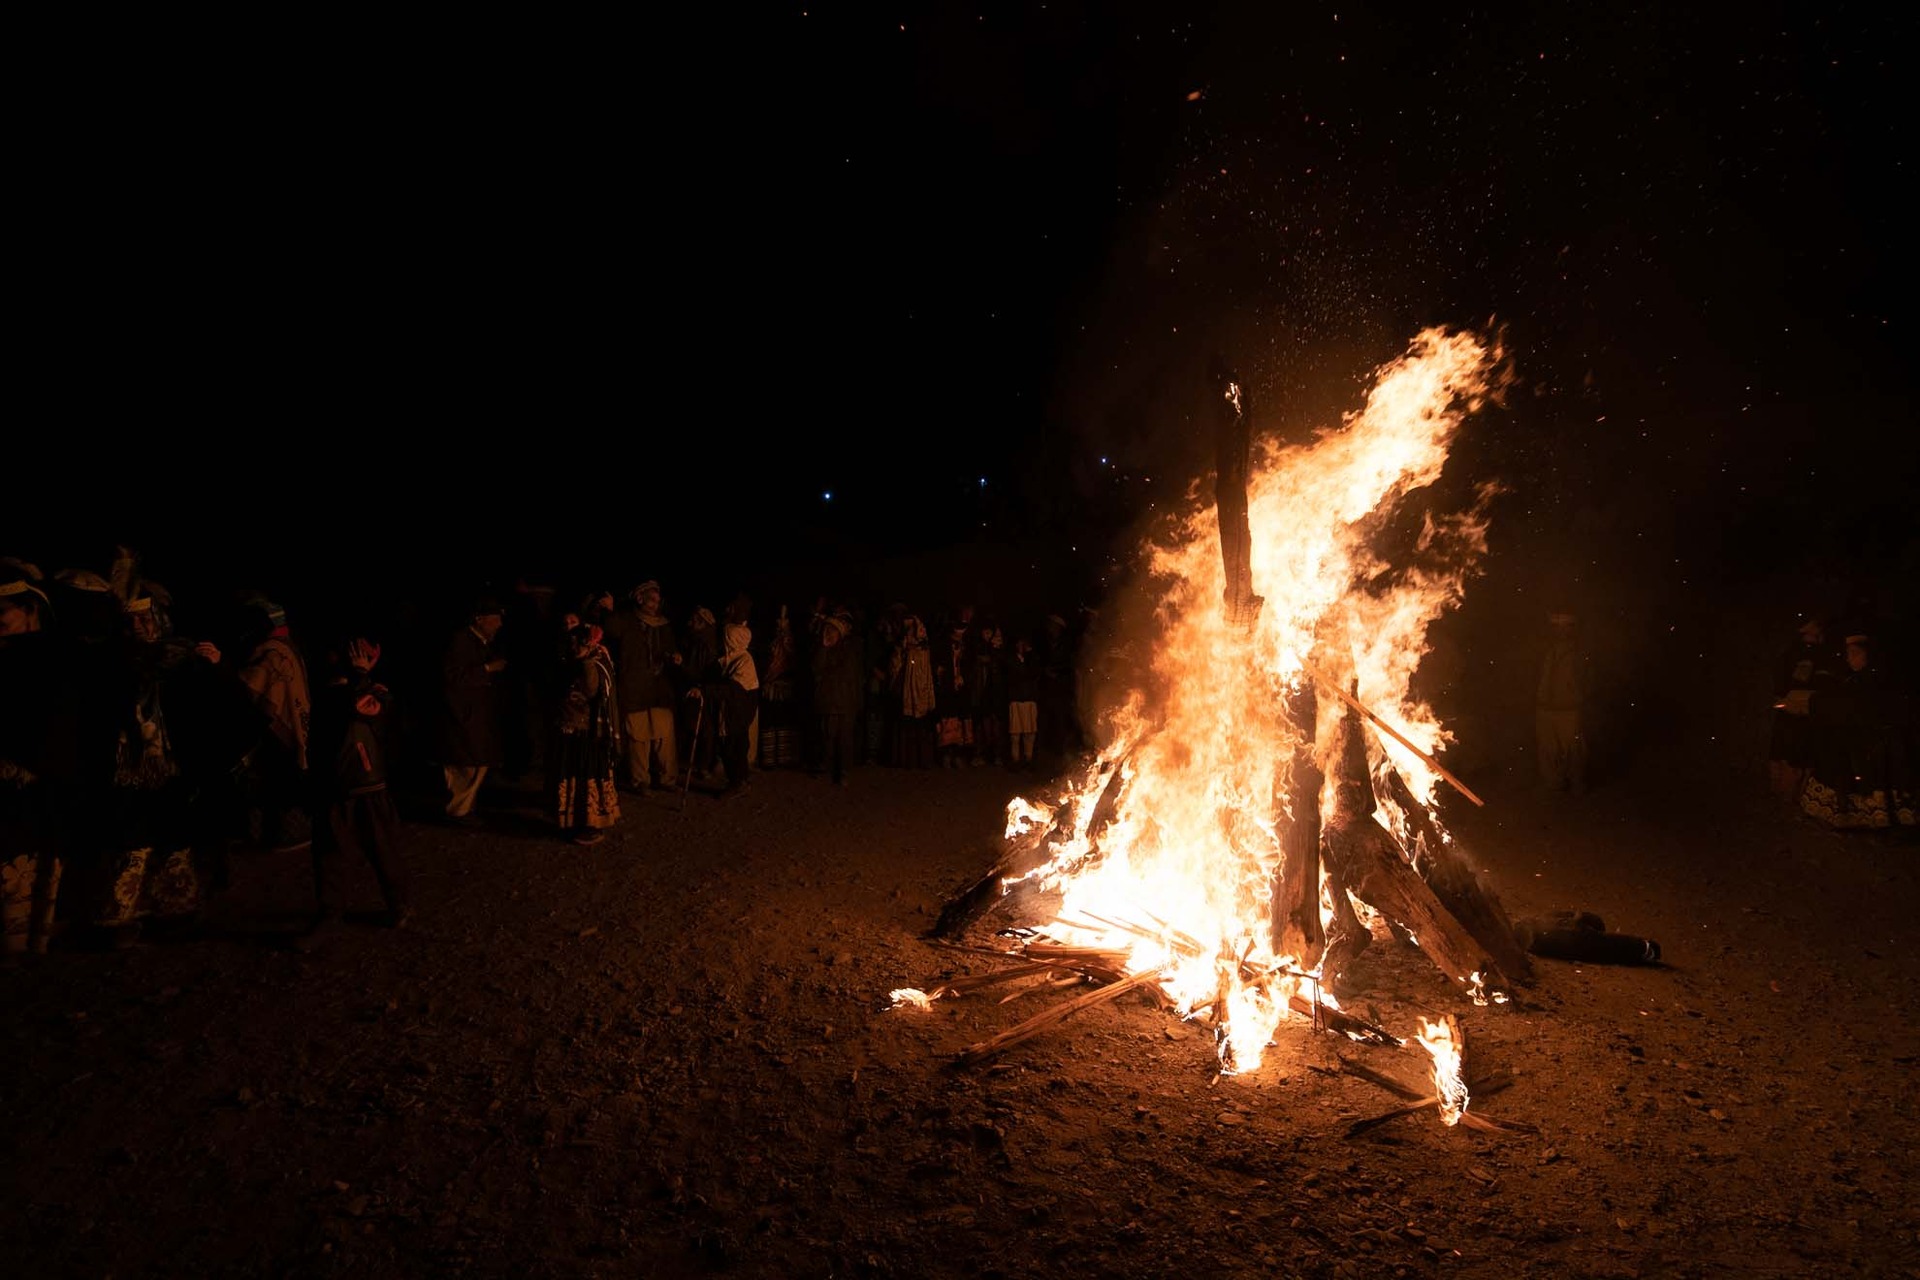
[1299,662,1485,808]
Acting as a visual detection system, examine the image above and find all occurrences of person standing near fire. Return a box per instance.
[603,580,681,797]
[689,616,759,799]
[934,617,975,768]
[0,569,73,953]
[1767,613,1841,801]
[810,607,863,785]
[890,614,937,768]
[1005,633,1040,771]
[231,596,313,852]
[1535,610,1589,794]
[435,596,507,825]
[554,623,623,843]
[300,635,411,949]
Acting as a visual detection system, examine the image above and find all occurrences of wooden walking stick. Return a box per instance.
[680,694,705,812]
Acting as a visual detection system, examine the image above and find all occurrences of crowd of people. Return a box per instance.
[0,549,1093,955]
[11,539,1906,961]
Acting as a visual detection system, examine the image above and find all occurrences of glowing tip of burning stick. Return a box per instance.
[889,989,933,1011]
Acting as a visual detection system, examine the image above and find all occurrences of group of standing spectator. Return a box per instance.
[1,539,1100,956]
[1767,614,1915,831]
[434,581,1091,834]
[0,549,408,955]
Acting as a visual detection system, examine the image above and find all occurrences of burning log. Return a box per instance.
[1381,767,1533,983]
[1320,706,1509,996]
[1341,1071,1518,1138]
[930,755,1132,940]
[1322,815,1504,995]
[1211,353,1263,631]
[1342,1014,1536,1136]
[1270,680,1325,966]
[1287,994,1401,1047]
[908,330,1517,1076]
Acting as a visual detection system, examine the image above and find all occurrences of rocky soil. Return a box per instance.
[4,751,1918,1279]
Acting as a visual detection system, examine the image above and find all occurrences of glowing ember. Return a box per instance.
[1416,1014,1470,1125]
[1003,327,1509,1072]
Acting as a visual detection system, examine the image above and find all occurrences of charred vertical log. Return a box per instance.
[1212,353,1263,631]
[1382,768,1533,982]
[1271,680,1324,965]
[1084,755,1130,850]
[1318,864,1371,992]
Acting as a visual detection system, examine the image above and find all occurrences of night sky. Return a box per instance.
[17,3,1915,647]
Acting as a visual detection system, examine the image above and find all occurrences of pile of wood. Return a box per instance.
[918,350,1531,1091]
[929,680,1531,1004]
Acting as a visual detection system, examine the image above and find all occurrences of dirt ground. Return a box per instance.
[4,748,1918,1280]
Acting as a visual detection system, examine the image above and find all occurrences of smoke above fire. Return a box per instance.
[1008,326,1511,1072]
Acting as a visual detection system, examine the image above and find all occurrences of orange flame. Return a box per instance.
[1416,1015,1470,1125]
[1008,327,1507,1071]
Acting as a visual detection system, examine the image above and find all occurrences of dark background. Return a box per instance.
[12,2,1915,768]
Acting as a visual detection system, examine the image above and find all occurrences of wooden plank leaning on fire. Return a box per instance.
[1378,765,1533,983]
[1318,696,1513,996]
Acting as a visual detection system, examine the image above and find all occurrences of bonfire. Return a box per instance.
[901,327,1537,1131]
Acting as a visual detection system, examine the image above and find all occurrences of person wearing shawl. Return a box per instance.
[231,596,314,849]
[554,624,622,844]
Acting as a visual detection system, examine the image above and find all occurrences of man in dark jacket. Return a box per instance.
[435,598,506,823]
[602,580,681,795]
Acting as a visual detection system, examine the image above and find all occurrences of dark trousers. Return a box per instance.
[697,683,760,785]
[816,712,857,783]
[246,742,311,847]
[314,788,409,916]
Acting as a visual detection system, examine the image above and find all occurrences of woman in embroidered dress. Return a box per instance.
[554,624,622,845]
